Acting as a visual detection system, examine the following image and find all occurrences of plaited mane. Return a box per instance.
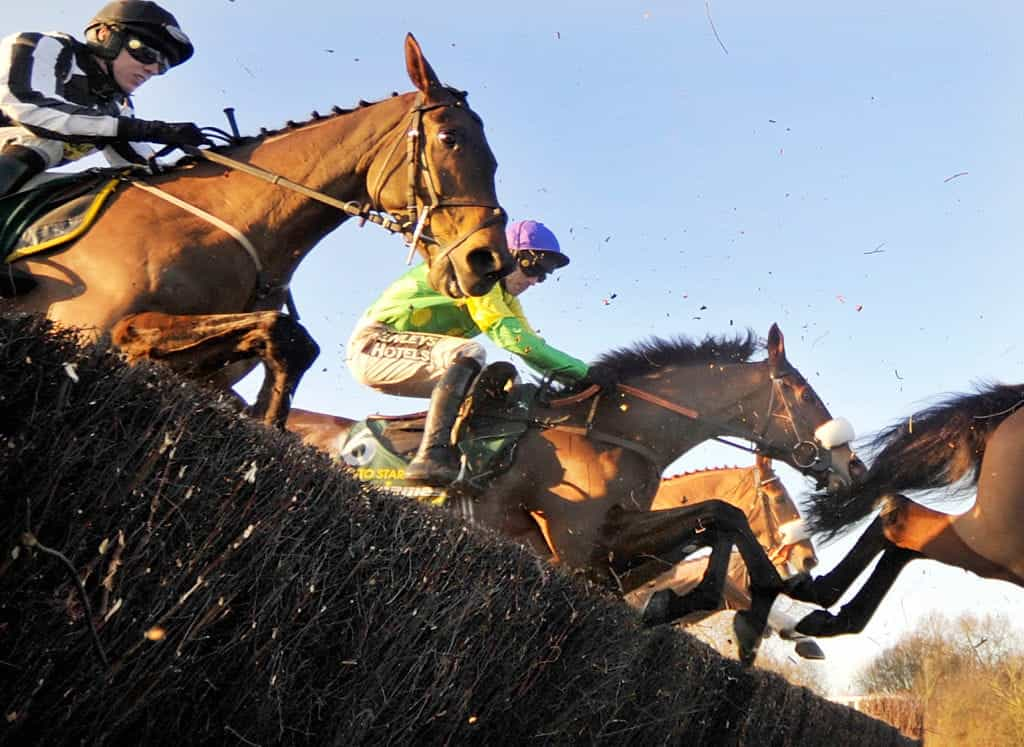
[662,465,750,482]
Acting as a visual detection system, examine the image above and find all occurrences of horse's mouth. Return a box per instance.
[444,276,464,298]
[430,250,509,299]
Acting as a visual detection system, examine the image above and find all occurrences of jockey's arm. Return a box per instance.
[465,291,588,383]
[0,33,151,167]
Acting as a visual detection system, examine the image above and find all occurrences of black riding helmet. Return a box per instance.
[85,1,194,68]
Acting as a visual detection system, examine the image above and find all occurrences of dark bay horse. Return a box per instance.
[0,34,512,426]
[623,457,825,660]
[289,324,865,664]
[788,384,1024,638]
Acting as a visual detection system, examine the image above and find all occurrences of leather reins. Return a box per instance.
[540,373,839,483]
[165,90,505,309]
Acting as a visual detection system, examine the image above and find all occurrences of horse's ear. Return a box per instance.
[755,453,772,472]
[405,33,442,94]
[767,323,786,368]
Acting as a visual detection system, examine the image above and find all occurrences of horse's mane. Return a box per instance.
[208,86,471,153]
[591,331,761,381]
[161,86,471,176]
[807,382,1024,536]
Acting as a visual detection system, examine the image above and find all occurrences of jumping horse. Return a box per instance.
[288,324,864,665]
[623,457,825,660]
[789,383,1024,638]
[0,34,512,426]
[283,414,827,658]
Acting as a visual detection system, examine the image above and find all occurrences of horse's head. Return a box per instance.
[753,454,817,576]
[759,324,867,496]
[367,34,514,298]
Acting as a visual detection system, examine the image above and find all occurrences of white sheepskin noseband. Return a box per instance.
[814,417,855,449]
[777,519,810,545]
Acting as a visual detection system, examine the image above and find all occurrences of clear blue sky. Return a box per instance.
[13,1,1024,692]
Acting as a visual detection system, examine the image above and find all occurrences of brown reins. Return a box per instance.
[543,375,841,484]
[171,90,506,302]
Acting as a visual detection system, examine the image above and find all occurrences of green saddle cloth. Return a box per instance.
[0,170,119,262]
[337,382,540,504]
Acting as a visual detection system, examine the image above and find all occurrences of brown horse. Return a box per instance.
[652,455,818,576]
[622,457,825,659]
[281,414,826,657]
[788,384,1024,637]
[0,34,512,426]
[289,324,865,664]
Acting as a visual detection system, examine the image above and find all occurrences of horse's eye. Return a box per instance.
[438,130,459,148]
[800,389,815,403]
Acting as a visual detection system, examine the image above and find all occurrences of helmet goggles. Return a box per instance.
[516,251,561,282]
[124,35,170,73]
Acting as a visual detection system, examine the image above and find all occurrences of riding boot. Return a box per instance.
[0,148,44,297]
[405,356,482,486]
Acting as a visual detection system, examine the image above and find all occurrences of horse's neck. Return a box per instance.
[183,95,413,280]
[285,408,358,456]
[655,467,770,540]
[622,362,767,466]
[656,468,747,507]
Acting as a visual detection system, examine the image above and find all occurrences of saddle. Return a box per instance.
[337,363,541,504]
[0,170,124,267]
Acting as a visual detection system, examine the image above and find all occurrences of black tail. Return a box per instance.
[807,383,1024,537]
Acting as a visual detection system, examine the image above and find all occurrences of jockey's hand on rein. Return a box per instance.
[582,363,619,393]
[117,118,209,147]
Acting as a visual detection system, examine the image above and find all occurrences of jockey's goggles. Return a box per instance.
[516,251,559,281]
[125,37,170,74]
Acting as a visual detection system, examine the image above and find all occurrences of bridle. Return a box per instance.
[367,89,507,269]
[168,89,507,304]
[750,463,812,568]
[544,364,854,490]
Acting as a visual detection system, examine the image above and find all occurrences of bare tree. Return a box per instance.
[854,611,1024,746]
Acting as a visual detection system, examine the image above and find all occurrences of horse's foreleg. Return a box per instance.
[784,516,889,607]
[641,531,732,626]
[111,310,320,427]
[796,547,919,637]
[601,501,781,665]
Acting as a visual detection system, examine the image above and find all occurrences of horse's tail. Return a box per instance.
[807,383,1024,537]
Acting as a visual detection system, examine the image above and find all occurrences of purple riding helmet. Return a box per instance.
[506,220,570,270]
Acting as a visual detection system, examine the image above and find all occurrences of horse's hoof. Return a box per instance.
[641,589,673,627]
[781,572,815,600]
[794,639,826,661]
[795,609,834,637]
[733,611,764,667]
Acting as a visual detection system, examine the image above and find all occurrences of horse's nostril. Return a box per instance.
[803,556,818,572]
[466,247,499,276]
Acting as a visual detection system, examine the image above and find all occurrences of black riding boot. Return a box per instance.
[405,356,482,486]
[0,149,44,297]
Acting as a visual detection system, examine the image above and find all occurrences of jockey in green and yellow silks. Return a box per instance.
[347,219,617,486]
